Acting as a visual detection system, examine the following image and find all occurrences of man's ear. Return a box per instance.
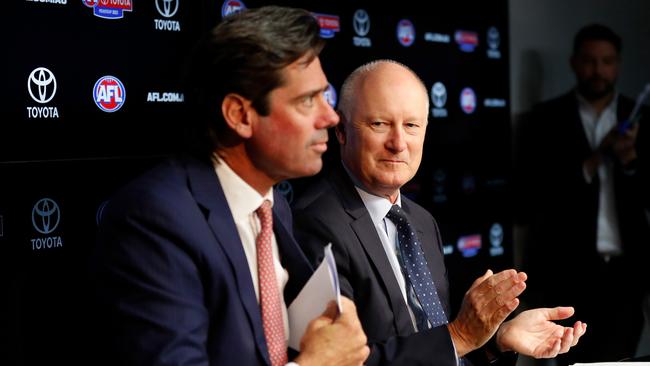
[335,111,346,145]
[221,93,255,139]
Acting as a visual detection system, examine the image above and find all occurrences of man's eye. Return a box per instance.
[302,96,314,107]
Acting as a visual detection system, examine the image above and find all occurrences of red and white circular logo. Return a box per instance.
[93,76,126,113]
[396,19,415,47]
[460,87,476,114]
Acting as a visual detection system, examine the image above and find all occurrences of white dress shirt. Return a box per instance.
[353,186,424,331]
[577,92,623,257]
[342,164,459,363]
[213,154,290,342]
[354,185,460,364]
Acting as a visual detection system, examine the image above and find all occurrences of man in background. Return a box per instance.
[516,23,650,364]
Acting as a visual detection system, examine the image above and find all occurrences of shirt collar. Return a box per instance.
[355,187,402,224]
[212,153,274,220]
[575,89,619,115]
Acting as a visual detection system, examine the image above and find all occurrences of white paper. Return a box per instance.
[287,243,341,351]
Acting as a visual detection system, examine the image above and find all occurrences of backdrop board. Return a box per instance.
[3,1,510,364]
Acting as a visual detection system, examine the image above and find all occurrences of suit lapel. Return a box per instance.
[566,92,598,159]
[272,191,313,304]
[329,166,415,335]
[183,156,270,365]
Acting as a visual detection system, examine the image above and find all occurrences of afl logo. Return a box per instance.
[457,234,481,258]
[28,67,57,104]
[460,87,476,114]
[32,198,61,235]
[324,83,337,108]
[156,0,179,18]
[94,76,126,113]
[396,19,415,47]
[222,0,246,18]
[353,9,370,37]
[431,82,447,108]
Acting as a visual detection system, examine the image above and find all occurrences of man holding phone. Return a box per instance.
[517,24,650,364]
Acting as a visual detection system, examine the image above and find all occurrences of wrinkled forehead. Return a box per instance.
[354,72,428,119]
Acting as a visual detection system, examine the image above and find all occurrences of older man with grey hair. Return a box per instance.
[293,60,587,365]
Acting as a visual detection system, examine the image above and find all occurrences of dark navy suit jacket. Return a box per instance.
[93,155,313,366]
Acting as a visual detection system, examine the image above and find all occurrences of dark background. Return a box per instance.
[3,1,510,364]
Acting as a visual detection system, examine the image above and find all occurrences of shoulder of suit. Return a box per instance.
[292,174,339,210]
[402,195,434,220]
[532,91,576,113]
[106,156,195,216]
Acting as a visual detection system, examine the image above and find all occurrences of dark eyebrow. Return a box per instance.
[292,85,328,103]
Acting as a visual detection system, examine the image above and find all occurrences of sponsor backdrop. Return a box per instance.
[4,0,509,364]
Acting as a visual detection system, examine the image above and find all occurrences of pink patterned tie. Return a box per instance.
[255,200,287,366]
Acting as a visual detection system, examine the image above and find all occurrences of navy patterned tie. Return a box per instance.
[386,204,448,329]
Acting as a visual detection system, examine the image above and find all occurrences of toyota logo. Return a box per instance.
[276,181,294,204]
[32,198,61,235]
[487,27,500,50]
[431,82,447,108]
[324,83,337,108]
[156,0,179,18]
[353,9,370,37]
[489,223,504,247]
[28,67,57,104]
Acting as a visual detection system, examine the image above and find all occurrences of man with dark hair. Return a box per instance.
[573,23,621,57]
[93,6,369,366]
[517,23,650,363]
[294,60,586,366]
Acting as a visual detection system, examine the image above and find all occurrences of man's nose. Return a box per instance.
[316,95,339,129]
[386,126,407,152]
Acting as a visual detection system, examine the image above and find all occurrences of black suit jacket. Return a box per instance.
[93,155,313,366]
[517,92,650,299]
[515,92,650,362]
[293,165,508,366]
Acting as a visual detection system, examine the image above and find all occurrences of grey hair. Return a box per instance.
[337,59,429,122]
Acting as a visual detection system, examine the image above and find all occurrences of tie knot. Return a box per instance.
[256,200,273,228]
[385,204,406,225]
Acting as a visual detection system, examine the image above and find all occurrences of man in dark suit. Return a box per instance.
[516,24,650,364]
[92,7,369,366]
[293,60,587,366]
